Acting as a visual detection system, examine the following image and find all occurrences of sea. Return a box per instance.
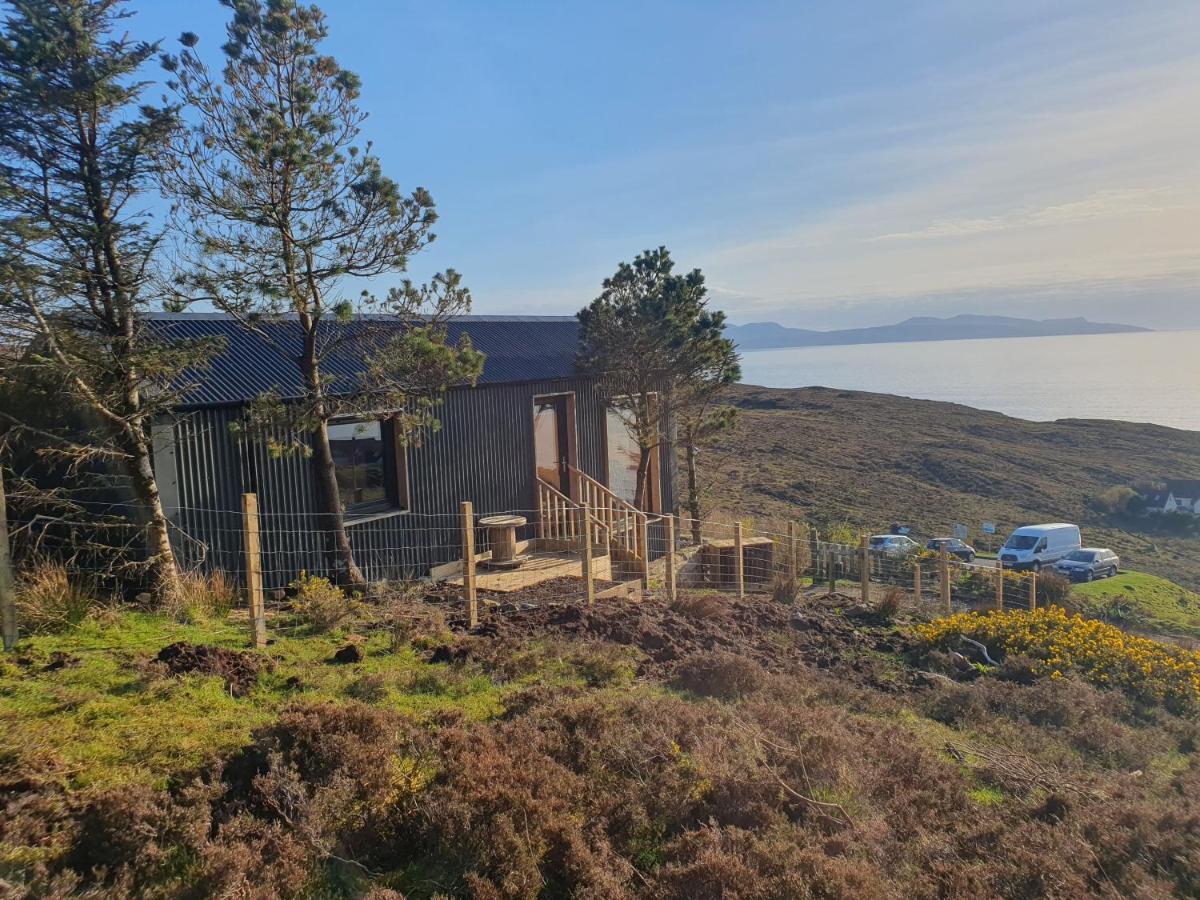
[738,330,1200,432]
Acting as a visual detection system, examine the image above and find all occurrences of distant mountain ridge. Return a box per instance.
[725,314,1150,351]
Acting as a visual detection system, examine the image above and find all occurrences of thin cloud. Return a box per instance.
[701,4,1200,325]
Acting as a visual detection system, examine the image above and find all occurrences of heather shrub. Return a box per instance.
[922,675,1165,770]
[14,562,98,634]
[186,814,313,899]
[65,783,211,889]
[567,642,638,687]
[672,651,766,700]
[1036,570,1072,606]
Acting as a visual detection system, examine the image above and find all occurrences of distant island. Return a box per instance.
[725,314,1150,351]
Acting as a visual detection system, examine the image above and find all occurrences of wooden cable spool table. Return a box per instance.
[479,514,528,569]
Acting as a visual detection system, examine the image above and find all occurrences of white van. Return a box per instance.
[999,523,1081,572]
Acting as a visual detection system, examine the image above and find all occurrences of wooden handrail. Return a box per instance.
[536,478,580,546]
[570,466,646,560]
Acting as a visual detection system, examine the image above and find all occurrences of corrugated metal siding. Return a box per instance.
[167,407,247,576]
[163,376,635,590]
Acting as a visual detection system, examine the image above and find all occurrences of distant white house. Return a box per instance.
[1148,480,1200,515]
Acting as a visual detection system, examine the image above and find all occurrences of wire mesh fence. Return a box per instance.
[1,492,1043,646]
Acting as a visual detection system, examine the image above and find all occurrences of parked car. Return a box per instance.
[869,534,921,557]
[1054,548,1120,582]
[999,523,1081,572]
[926,537,976,562]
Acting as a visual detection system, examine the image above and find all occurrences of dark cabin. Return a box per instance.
[145,313,674,590]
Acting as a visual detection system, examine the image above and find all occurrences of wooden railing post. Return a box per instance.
[638,514,650,589]
[461,501,477,628]
[1028,572,1037,611]
[0,467,16,652]
[826,549,835,594]
[859,534,870,606]
[579,506,594,605]
[810,529,820,581]
[939,546,951,614]
[787,520,798,586]
[665,514,677,602]
[734,520,745,599]
[995,564,1004,611]
[241,492,268,649]
[913,562,922,602]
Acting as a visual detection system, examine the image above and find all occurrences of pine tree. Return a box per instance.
[674,342,740,542]
[162,0,482,586]
[0,0,214,602]
[578,247,739,512]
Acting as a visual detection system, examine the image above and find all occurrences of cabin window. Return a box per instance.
[328,418,409,516]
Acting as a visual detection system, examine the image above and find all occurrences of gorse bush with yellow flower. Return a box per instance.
[916,606,1200,713]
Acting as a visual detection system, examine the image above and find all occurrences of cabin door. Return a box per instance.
[533,394,576,496]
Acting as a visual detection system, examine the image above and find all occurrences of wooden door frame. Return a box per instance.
[531,391,579,502]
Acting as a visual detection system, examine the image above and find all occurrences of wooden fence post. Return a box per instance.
[859,534,871,605]
[734,521,745,599]
[1028,572,1037,611]
[665,514,677,602]
[827,549,835,594]
[241,493,268,649]
[913,562,922,602]
[787,520,798,586]
[939,546,951,614]
[460,501,477,628]
[638,515,650,590]
[0,467,16,652]
[810,529,821,581]
[579,506,594,605]
[995,564,1004,611]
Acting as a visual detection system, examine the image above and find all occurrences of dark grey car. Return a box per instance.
[926,537,976,562]
[1053,548,1120,582]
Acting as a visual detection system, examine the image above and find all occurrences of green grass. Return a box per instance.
[1072,571,1200,639]
[0,611,599,791]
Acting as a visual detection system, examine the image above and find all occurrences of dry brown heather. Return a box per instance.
[3,591,1200,898]
[704,384,1200,589]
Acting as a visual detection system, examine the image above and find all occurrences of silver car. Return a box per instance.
[868,534,921,557]
[1053,548,1119,582]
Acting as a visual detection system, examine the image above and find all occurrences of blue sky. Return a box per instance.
[125,1,1200,329]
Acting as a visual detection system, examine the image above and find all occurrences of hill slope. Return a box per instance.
[705,384,1200,590]
[3,594,1200,896]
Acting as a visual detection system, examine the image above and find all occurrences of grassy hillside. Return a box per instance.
[704,384,1200,590]
[3,593,1200,897]
[1072,572,1200,639]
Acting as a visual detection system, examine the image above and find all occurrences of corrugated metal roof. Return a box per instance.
[143,313,582,408]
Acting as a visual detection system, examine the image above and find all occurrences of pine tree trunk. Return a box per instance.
[685,440,702,544]
[634,444,653,512]
[299,322,365,588]
[127,433,184,604]
[311,417,365,588]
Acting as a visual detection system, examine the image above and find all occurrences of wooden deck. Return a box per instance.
[446,549,614,593]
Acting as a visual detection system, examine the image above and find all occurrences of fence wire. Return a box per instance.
[3,497,1042,640]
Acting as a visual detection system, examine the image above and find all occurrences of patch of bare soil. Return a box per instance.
[153,641,270,697]
[460,590,922,690]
